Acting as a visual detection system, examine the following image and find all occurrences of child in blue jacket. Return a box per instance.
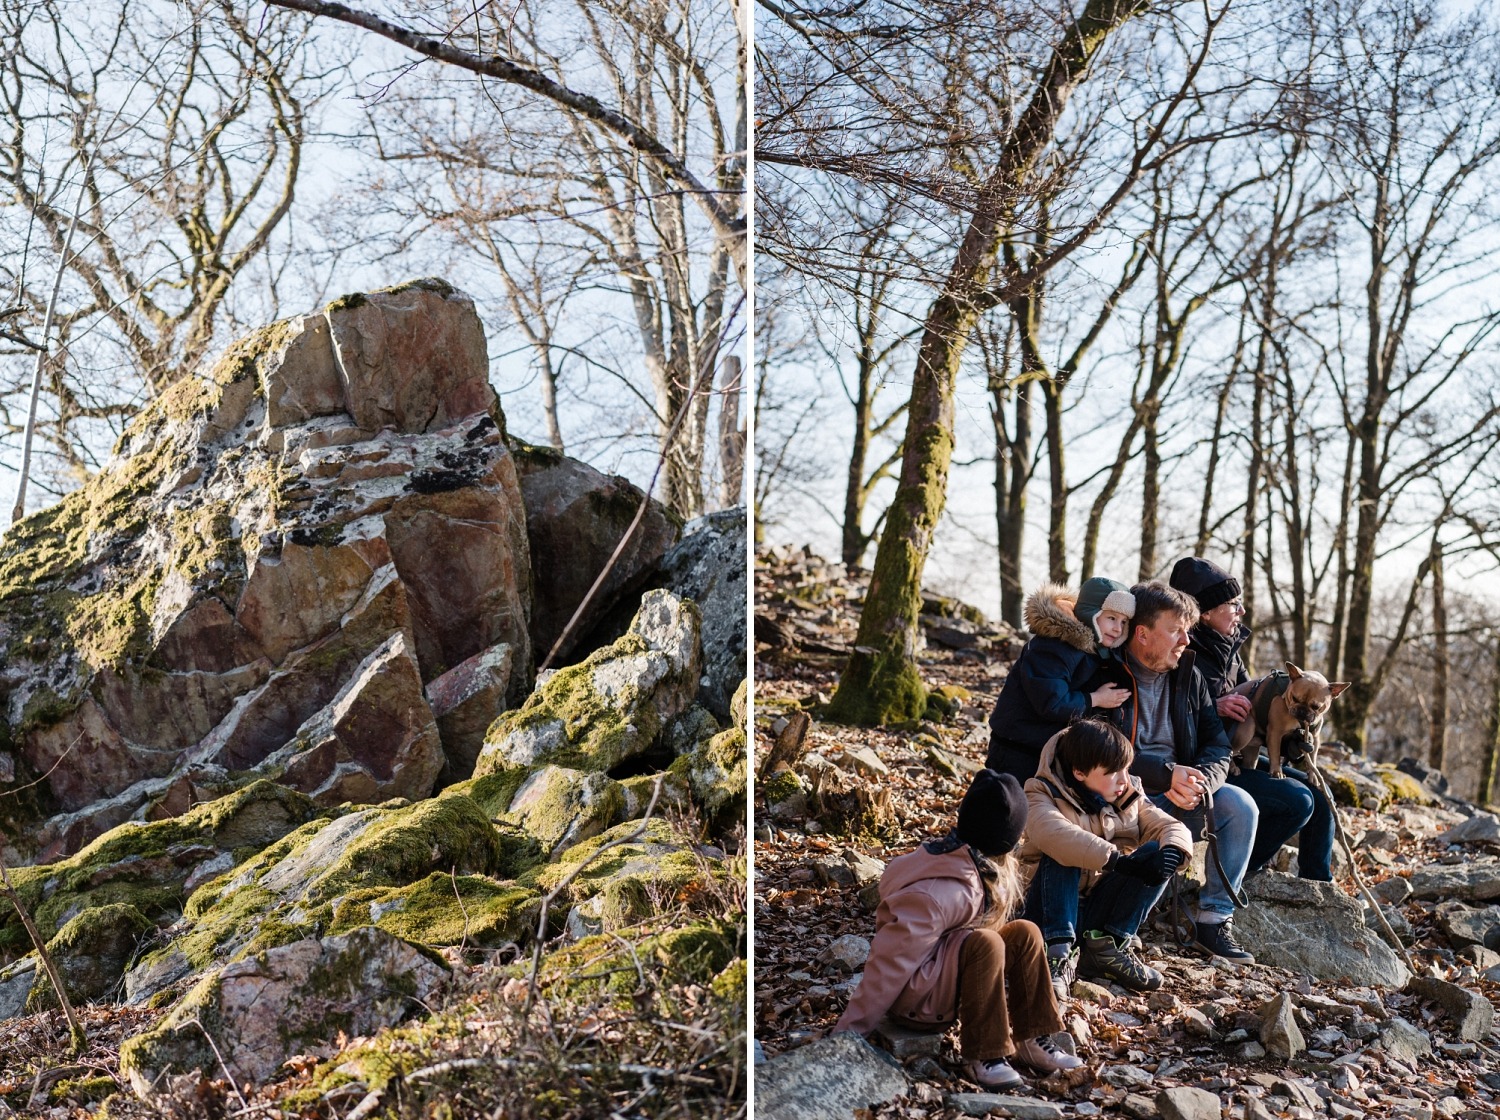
[986,577,1135,783]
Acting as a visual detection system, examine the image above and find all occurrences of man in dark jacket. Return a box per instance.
[1096,581,1258,963]
[1169,557,1334,882]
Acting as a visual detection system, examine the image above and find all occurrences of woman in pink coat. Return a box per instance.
[834,770,1083,1089]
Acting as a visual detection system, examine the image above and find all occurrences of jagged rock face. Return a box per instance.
[515,448,681,664]
[0,280,532,860]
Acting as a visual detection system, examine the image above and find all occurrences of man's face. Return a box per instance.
[1131,611,1191,671]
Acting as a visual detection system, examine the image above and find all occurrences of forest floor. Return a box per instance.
[753,545,1500,1119]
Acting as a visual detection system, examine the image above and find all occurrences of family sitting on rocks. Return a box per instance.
[835,556,1345,1090]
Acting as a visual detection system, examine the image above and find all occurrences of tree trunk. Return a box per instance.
[1327,433,1356,689]
[1197,365,1237,554]
[828,0,1150,724]
[1280,370,1308,665]
[719,356,744,508]
[1481,638,1500,808]
[843,346,877,569]
[1138,401,1159,581]
[1043,377,1069,584]
[1429,540,1447,772]
[1240,364,1265,673]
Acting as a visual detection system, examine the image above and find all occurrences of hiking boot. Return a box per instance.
[1078,929,1163,992]
[1046,945,1079,1002]
[1195,919,1255,963]
[967,1057,1025,1089]
[1013,1034,1085,1073]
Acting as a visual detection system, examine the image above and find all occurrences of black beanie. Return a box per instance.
[956,769,1027,856]
[1170,556,1242,613]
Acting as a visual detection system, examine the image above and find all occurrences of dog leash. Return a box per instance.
[1165,785,1250,948]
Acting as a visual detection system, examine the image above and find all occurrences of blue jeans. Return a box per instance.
[1151,783,1256,923]
[1022,854,1168,944]
[1230,764,1334,881]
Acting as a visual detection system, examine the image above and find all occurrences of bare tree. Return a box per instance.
[1304,0,1500,748]
[0,0,323,507]
[296,0,745,518]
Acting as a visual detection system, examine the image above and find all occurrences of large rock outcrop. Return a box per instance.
[0,280,532,861]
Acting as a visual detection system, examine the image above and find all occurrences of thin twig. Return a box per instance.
[1307,764,1419,974]
[190,1017,250,1113]
[0,840,86,1055]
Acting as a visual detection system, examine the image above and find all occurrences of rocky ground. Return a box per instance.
[754,545,1500,1120]
[0,283,747,1118]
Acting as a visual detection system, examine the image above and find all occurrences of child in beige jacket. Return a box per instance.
[1020,719,1193,996]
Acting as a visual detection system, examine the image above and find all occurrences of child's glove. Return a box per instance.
[1108,841,1184,885]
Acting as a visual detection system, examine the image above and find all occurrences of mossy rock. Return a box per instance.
[759,768,804,807]
[0,781,322,957]
[47,1076,117,1106]
[668,726,747,839]
[1321,768,1364,808]
[163,789,513,971]
[710,957,747,1014]
[1375,766,1434,806]
[730,679,747,731]
[496,765,626,861]
[475,591,701,777]
[531,819,715,932]
[540,918,737,1001]
[327,873,541,949]
[28,902,154,1010]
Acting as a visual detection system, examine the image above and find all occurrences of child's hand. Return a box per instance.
[1090,684,1130,709]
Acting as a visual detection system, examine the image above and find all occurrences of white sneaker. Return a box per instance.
[967,1057,1025,1089]
[1012,1034,1085,1073]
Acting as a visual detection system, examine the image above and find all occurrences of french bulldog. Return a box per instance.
[1228,663,1350,779]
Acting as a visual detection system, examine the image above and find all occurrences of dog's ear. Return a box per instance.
[1285,662,1304,678]
[1328,681,1351,698]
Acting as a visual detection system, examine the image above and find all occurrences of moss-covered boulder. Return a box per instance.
[539,919,737,1002]
[0,780,322,959]
[1377,765,1435,806]
[120,926,448,1094]
[476,589,701,777]
[534,819,718,938]
[28,902,154,1009]
[0,281,532,860]
[497,765,626,860]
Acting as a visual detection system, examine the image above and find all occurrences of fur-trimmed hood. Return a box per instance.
[1024,583,1097,654]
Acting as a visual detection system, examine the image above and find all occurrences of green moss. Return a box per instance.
[709,957,747,1008]
[0,781,321,956]
[1324,770,1362,808]
[759,769,804,806]
[542,920,736,1000]
[325,291,369,313]
[327,873,540,948]
[48,1076,116,1104]
[1375,766,1431,806]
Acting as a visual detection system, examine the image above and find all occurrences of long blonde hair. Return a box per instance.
[974,850,1024,929]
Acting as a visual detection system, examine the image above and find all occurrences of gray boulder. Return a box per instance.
[1407,977,1495,1041]
[1436,903,1500,950]
[756,1033,908,1120]
[1408,861,1500,902]
[120,926,447,1093]
[515,448,680,664]
[659,508,746,723]
[1442,812,1500,848]
[1234,872,1410,987]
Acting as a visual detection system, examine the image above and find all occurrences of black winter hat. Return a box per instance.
[1170,556,1242,613]
[956,769,1028,856]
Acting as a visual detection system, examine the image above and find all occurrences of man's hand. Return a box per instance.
[1216,693,1252,722]
[1165,764,1207,810]
[1091,684,1131,710]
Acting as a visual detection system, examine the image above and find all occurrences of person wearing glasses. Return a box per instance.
[1169,557,1334,886]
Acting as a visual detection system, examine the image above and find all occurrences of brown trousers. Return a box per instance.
[956,919,1064,1061]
